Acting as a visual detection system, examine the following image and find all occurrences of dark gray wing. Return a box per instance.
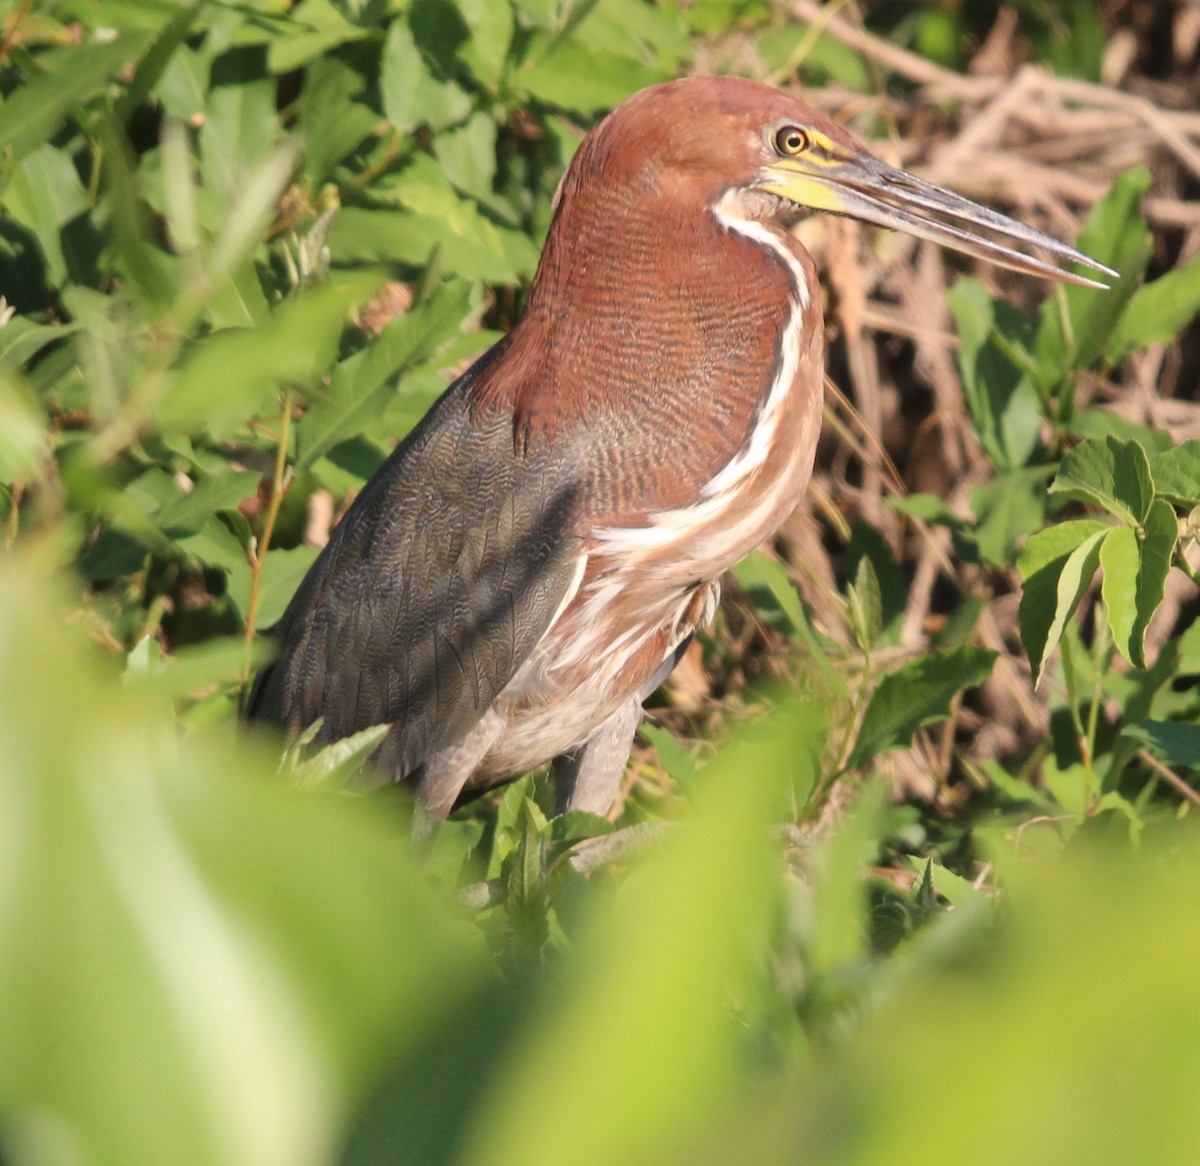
[247,372,582,780]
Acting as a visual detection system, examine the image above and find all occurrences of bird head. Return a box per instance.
[557,76,1113,288]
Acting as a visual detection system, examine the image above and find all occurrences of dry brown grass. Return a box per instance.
[638,2,1200,818]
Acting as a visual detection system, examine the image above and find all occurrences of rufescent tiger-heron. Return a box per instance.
[248,75,1112,824]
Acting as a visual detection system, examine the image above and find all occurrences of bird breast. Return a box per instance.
[473,217,825,783]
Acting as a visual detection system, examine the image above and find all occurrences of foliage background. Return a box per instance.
[2,1,1200,1163]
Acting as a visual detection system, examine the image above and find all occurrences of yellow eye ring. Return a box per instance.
[773,126,811,156]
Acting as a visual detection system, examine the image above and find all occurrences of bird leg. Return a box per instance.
[553,634,695,816]
[552,696,643,816]
[413,707,507,840]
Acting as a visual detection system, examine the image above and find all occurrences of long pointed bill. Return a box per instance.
[759,150,1116,289]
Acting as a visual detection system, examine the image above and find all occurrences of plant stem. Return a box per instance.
[241,388,295,683]
[1060,634,1097,813]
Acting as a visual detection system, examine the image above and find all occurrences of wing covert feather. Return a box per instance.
[248,374,583,780]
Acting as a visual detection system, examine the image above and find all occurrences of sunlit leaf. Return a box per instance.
[1149,441,1200,508]
[1016,519,1110,685]
[1108,250,1200,364]
[1049,436,1154,526]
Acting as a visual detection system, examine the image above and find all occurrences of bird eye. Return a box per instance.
[773,125,810,156]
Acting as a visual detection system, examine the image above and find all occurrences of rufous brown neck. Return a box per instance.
[469,146,813,520]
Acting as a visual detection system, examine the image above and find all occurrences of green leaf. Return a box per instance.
[847,555,883,652]
[1034,168,1153,389]
[1069,407,1175,452]
[886,492,970,534]
[235,545,321,628]
[806,782,887,974]
[329,204,536,285]
[100,119,180,309]
[640,723,697,788]
[433,112,499,207]
[0,561,480,1166]
[516,39,660,112]
[461,697,802,1166]
[502,799,550,947]
[266,0,371,73]
[156,40,210,121]
[1017,519,1110,685]
[290,723,391,791]
[123,635,269,700]
[1123,719,1200,769]
[1108,251,1200,364]
[0,372,49,485]
[456,0,515,87]
[733,551,847,698]
[381,19,472,133]
[176,514,249,574]
[114,0,204,126]
[946,278,1043,469]
[296,278,474,470]
[969,465,1054,567]
[0,35,152,164]
[162,274,378,439]
[1149,441,1200,507]
[1118,499,1176,666]
[199,47,279,216]
[0,317,83,369]
[155,469,260,536]
[848,647,997,770]
[2,144,92,286]
[1050,436,1154,526]
[295,55,379,185]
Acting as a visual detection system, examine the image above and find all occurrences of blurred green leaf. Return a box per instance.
[237,545,321,628]
[156,469,260,536]
[734,550,847,698]
[0,560,481,1166]
[330,202,537,284]
[805,782,886,979]
[0,372,49,485]
[848,556,882,653]
[790,836,1200,1166]
[1123,720,1200,769]
[434,112,500,206]
[2,145,92,287]
[295,55,379,185]
[517,39,660,111]
[460,700,802,1166]
[456,0,515,86]
[296,278,474,469]
[199,47,280,215]
[162,273,379,439]
[0,35,151,164]
[290,723,391,791]
[970,465,1054,567]
[887,492,970,533]
[641,723,698,789]
[266,0,371,73]
[381,18,472,133]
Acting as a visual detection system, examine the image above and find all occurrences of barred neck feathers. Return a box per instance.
[469,122,818,522]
